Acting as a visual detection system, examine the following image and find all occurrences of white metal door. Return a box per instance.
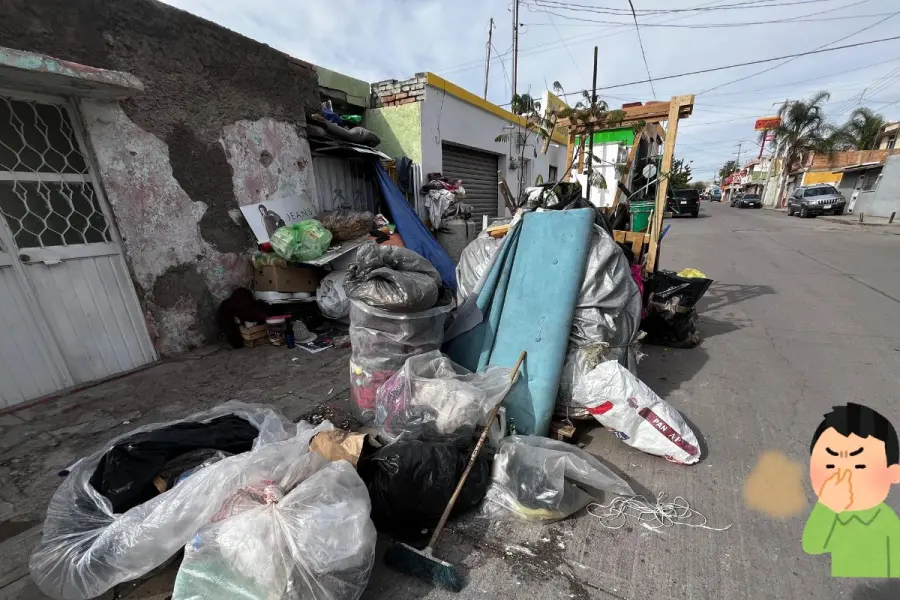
[0,91,156,408]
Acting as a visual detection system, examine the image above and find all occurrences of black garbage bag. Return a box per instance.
[645,270,713,309]
[89,415,259,513]
[357,440,490,538]
[641,270,713,349]
[344,242,442,312]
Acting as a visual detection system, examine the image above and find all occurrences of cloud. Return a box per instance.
[162,0,900,179]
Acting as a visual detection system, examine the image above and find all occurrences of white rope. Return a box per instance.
[587,492,732,532]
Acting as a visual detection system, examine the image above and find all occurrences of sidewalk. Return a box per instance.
[818,213,900,229]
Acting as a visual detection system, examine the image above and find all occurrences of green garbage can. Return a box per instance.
[630,200,655,232]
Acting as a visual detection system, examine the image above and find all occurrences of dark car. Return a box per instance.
[668,188,700,218]
[738,193,762,209]
[787,184,847,217]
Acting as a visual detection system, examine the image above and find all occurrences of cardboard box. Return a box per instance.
[254,265,322,292]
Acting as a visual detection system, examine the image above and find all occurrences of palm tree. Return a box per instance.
[762,91,832,206]
[835,107,886,150]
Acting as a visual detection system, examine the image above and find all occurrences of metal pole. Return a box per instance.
[511,0,519,104]
[585,46,598,206]
[483,18,493,100]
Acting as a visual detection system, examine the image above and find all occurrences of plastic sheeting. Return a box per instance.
[375,350,512,445]
[29,403,313,600]
[573,361,702,465]
[317,271,351,320]
[455,231,504,306]
[172,460,375,600]
[344,242,442,313]
[481,436,634,523]
[374,162,457,291]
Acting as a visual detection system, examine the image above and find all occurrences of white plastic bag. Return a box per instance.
[481,436,634,523]
[573,361,701,465]
[29,403,328,600]
[317,270,351,319]
[374,350,512,444]
[172,460,375,600]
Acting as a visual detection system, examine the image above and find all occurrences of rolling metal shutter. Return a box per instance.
[441,143,499,218]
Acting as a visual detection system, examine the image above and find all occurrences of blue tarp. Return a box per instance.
[443,208,595,436]
[374,162,457,291]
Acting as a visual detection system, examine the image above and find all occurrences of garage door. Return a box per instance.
[441,144,499,218]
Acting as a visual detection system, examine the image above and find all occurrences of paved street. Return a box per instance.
[3,203,900,599]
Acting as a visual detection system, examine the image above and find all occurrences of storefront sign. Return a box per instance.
[755,116,781,131]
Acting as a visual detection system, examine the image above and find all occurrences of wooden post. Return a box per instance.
[646,94,694,273]
[890,211,896,224]
[564,132,575,182]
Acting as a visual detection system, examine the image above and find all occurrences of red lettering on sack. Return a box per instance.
[587,401,614,415]
[637,407,699,456]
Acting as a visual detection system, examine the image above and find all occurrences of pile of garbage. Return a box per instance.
[420,173,472,230]
[33,173,718,598]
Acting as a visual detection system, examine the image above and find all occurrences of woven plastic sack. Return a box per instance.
[271,219,333,262]
[29,403,306,600]
[573,361,702,465]
[481,436,634,523]
[375,350,512,445]
[171,459,375,600]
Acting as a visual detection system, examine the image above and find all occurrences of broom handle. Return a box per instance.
[427,350,527,548]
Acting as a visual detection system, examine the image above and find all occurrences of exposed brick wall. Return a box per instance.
[372,74,426,107]
[810,148,900,170]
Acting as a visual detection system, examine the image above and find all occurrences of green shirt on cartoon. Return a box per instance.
[802,502,900,578]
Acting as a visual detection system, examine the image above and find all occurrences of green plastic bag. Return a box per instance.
[270,219,333,262]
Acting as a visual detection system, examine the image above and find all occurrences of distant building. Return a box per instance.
[877,121,900,150]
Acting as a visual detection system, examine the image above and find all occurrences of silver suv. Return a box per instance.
[787,184,846,218]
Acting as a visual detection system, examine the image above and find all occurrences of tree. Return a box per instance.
[669,158,692,188]
[718,160,738,181]
[690,181,707,191]
[763,91,832,205]
[835,107,886,150]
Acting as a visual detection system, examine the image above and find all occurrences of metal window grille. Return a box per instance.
[0,96,111,250]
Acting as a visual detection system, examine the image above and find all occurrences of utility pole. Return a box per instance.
[483,18,493,100]
[511,0,519,105]
[585,46,599,206]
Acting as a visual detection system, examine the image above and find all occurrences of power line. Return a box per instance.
[552,34,900,96]
[546,12,588,90]
[522,12,894,28]
[627,0,657,99]
[531,0,843,16]
[697,10,900,95]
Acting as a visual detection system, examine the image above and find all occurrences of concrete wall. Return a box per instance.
[420,83,566,214]
[364,103,423,163]
[0,0,320,354]
[864,155,900,217]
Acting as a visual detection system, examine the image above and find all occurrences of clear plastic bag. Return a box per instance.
[344,242,442,313]
[455,231,504,305]
[481,436,634,523]
[375,350,512,445]
[271,219,334,262]
[29,403,321,600]
[317,270,351,320]
[172,460,375,600]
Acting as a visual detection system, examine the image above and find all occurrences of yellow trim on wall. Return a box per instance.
[803,170,843,186]
[425,72,568,145]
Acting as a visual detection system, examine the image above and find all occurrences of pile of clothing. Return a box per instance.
[421,173,472,230]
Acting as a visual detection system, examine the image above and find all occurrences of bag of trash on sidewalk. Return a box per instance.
[29,403,311,600]
[317,209,375,242]
[344,242,443,312]
[375,350,512,445]
[481,436,634,523]
[271,219,334,262]
[358,440,491,538]
[317,270,351,319]
[641,269,713,349]
[573,361,702,465]
[349,299,452,423]
[171,460,376,600]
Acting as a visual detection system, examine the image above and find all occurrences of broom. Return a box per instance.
[384,351,527,592]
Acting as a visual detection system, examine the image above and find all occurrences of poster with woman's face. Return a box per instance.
[239,193,317,243]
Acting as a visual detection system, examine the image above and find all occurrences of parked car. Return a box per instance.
[710,189,722,202]
[787,184,847,218]
[730,192,743,207]
[668,188,700,218]
[738,193,762,209]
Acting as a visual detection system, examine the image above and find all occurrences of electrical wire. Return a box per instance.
[697,10,900,95]
[491,42,513,102]
[532,0,842,16]
[627,0,657,99]
[523,12,894,28]
[546,12,588,91]
[550,35,900,96]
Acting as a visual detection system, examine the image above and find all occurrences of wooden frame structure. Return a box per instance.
[561,95,694,273]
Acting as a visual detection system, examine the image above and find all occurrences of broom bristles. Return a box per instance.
[384,542,464,593]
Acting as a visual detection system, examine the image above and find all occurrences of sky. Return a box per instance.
[160,0,900,181]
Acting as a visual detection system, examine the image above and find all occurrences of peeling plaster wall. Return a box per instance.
[0,0,320,355]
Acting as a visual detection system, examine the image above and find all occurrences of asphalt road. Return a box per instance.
[366,203,900,600]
